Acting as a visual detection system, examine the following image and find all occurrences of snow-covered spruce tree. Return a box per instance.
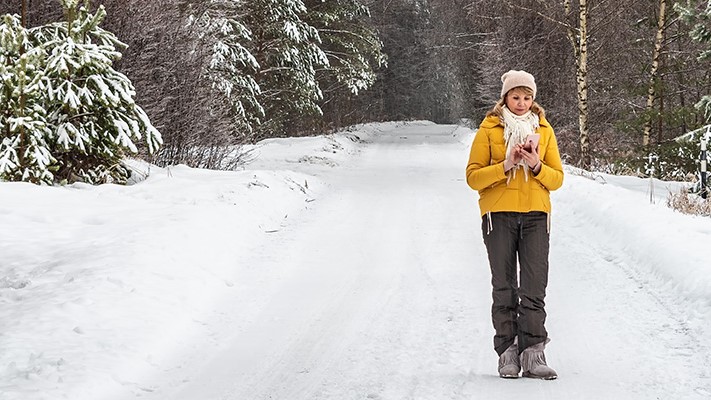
[32,0,161,184]
[239,0,329,139]
[304,0,385,95]
[0,13,54,184]
[677,0,711,121]
[190,1,264,143]
[301,0,386,130]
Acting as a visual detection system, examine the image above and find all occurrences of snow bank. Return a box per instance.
[555,168,711,303]
[0,169,319,399]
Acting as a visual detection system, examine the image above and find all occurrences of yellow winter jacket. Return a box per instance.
[466,114,564,216]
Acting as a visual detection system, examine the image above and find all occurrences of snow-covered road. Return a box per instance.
[153,123,491,400]
[147,123,711,399]
[2,122,711,399]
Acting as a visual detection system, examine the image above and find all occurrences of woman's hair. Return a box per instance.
[486,86,546,119]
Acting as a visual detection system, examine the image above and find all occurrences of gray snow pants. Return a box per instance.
[481,211,550,356]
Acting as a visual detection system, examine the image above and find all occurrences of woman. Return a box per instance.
[466,70,564,380]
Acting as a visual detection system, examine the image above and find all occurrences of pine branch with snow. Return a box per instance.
[0,13,55,184]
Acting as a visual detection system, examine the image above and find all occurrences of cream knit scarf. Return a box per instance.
[501,106,539,183]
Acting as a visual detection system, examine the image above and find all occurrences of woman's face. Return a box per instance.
[505,88,533,116]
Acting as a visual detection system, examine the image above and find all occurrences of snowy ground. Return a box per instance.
[1,121,710,400]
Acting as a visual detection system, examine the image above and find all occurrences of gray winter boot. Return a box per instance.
[520,339,557,380]
[498,338,520,378]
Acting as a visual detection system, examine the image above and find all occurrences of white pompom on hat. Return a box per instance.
[500,70,537,99]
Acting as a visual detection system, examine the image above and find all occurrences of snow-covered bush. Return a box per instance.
[35,0,162,184]
[0,1,162,185]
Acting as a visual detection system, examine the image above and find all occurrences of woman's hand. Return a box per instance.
[520,145,541,174]
[503,144,523,171]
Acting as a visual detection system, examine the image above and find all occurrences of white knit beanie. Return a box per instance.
[500,70,537,99]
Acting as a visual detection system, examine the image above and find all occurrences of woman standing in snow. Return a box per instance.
[466,70,564,380]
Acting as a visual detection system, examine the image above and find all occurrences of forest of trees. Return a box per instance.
[2,0,711,184]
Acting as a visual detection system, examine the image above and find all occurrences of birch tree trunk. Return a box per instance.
[566,0,590,167]
[643,0,667,148]
[501,0,592,167]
